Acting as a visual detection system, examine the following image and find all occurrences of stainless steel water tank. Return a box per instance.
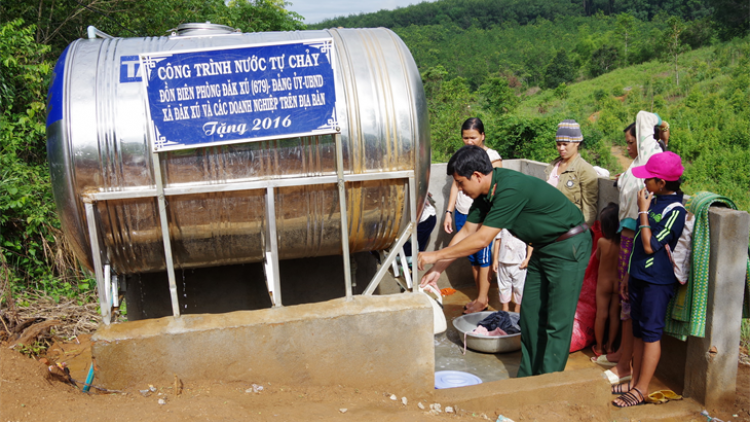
[47,24,430,275]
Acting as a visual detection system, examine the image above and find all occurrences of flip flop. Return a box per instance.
[591,354,618,367]
[653,390,683,401]
[604,369,632,386]
[646,391,669,404]
[591,345,603,357]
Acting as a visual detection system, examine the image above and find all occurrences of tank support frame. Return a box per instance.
[82,133,419,324]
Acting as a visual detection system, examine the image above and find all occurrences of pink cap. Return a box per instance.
[631,151,684,181]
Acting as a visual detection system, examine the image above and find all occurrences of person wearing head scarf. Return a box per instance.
[617,111,670,232]
[544,119,599,226]
[598,110,670,386]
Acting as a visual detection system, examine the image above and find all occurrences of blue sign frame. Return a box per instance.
[140,39,338,152]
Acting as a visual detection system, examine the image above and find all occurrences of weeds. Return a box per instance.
[16,339,50,358]
[741,319,750,351]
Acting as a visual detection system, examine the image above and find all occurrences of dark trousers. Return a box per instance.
[516,231,592,377]
[403,215,437,256]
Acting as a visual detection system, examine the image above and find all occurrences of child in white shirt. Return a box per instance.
[492,229,532,313]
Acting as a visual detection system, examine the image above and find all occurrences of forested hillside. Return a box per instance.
[314,0,749,213]
[314,0,717,30]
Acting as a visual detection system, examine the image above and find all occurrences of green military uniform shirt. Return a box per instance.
[467,168,585,245]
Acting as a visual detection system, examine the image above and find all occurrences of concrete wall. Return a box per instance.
[683,207,749,410]
[93,294,435,392]
[422,159,619,289]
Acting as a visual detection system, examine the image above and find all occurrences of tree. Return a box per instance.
[0,0,305,59]
[554,82,569,113]
[664,16,686,86]
[425,76,474,160]
[0,19,66,288]
[711,0,750,40]
[226,0,305,32]
[588,44,620,77]
[477,75,519,114]
[616,13,637,65]
[421,65,449,99]
[544,49,577,89]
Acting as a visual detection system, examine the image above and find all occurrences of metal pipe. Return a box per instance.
[264,186,282,306]
[87,170,415,202]
[362,222,414,295]
[335,133,353,301]
[151,151,181,317]
[86,26,113,39]
[84,201,110,324]
[409,175,418,289]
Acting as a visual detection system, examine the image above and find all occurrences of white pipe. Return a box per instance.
[87,26,114,39]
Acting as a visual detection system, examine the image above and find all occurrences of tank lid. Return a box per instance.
[171,22,239,36]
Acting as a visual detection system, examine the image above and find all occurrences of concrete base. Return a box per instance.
[437,367,611,418]
[92,294,434,393]
[436,366,703,421]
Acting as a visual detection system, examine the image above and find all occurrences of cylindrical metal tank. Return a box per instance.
[47,24,430,275]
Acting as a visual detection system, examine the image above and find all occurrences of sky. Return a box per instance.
[286,0,437,24]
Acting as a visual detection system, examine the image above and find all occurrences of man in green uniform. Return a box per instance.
[418,145,592,376]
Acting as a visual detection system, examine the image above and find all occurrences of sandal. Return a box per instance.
[613,388,646,408]
[604,369,632,385]
[611,381,631,395]
[646,391,668,404]
[591,345,603,357]
[652,389,683,401]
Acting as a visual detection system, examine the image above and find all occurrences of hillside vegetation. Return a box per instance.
[315,0,749,212]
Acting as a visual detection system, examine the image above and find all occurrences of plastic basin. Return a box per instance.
[452,311,522,353]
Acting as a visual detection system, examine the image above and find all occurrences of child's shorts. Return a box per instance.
[454,211,492,267]
[497,264,526,304]
[629,276,676,343]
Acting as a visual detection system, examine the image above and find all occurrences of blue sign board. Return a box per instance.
[140,39,338,152]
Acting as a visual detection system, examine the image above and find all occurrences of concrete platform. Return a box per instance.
[92,294,435,393]
[429,283,705,421]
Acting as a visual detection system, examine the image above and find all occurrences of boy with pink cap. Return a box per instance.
[612,151,686,408]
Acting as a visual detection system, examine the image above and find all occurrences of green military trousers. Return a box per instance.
[516,231,592,377]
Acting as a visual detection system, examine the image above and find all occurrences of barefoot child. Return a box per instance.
[612,152,686,408]
[491,229,532,313]
[592,203,621,357]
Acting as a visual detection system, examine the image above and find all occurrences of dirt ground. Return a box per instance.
[0,338,591,422]
[1,333,748,422]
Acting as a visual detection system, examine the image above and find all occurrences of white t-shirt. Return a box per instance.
[420,200,436,223]
[495,229,527,265]
[455,148,501,214]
